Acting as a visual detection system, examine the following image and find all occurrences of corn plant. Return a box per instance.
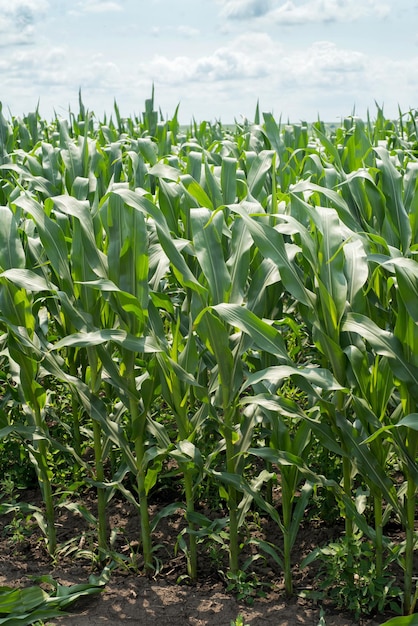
[343,259,418,614]
[152,306,208,581]
[0,206,57,555]
[1,99,418,619]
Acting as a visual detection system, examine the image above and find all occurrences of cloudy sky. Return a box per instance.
[0,0,417,124]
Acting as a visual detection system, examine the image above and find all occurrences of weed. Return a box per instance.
[221,569,269,606]
[230,615,250,626]
[304,534,402,618]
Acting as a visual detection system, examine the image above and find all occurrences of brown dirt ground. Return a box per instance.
[0,488,393,625]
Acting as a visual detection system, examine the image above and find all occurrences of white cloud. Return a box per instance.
[143,33,274,84]
[1,23,417,124]
[140,34,367,89]
[83,1,123,13]
[151,24,200,38]
[220,0,390,24]
[276,0,390,23]
[218,0,272,19]
[131,33,418,120]
[0,0,49,45]
[280,41,367,88]
[0,0,49,14]
[71,1,123,14]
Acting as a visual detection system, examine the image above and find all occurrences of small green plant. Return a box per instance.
[0,473,19,501]
[0,476,40,544]
[221,570,269,606]
[0,440,37,491]
[3,513,34,543]
[317,607,327,626]
[230,615,250,626]
[303,534,402,619]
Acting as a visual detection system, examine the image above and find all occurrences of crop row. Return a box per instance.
[0,94,417,617]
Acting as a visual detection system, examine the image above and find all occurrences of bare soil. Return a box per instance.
[0,489,390,625]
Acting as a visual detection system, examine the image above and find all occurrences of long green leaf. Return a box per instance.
[191,208,230,304]
[343,313,418,387]
[229,203,315,307]
[0,206,25,270]
[212,303,290,361]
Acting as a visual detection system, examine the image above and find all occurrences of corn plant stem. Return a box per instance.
[281,476,293,597]
[373,492,383,580]
[174,412,197,581]
[400,389,417,616]
[132,410,153,575]
[168,329,198,581]
[33,403,57,556]
[87,348,108,556]
[182,465,197,581]
[403,471,416,615]
[225,407,239,575]
[92,419,108,556]
[403,426,418,616]
[264,437,273,505]
[336,389,353,542]
[69,358,82,458]
[70,389,82,458]
[342,454,353,539]
[125,357,153,575]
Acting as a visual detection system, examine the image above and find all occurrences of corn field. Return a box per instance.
[0,92,417,620]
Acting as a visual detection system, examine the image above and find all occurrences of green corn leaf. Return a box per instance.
[191,208,231,304]
[109,187,205,294]
[13,195,73,294]
[75,278,147,329]
[379,616,418,626]
[390,258,418,323]
[343,313,418,387]
[343,238,369,304]
[104,192,148,303]
[262,112,284,158]
[59,122,83,189]
[195,309,234,407]
[246,257,281,315]
[247,150,275,199]
[51,329,160,353]
[186,150,202,182]
[148,162,181,181]
[0,206,25,271]
[312,124,344,173]
[0,268,57,292]
[157,178,181,233]
[209,468,281,527]
[316,206,348,324]
[221,156,237,205]
[137,137,158,166]
[226,218,253,304]
[290,180,358,231]
[41,142,62,193]
[397,413,418,430]
[48,195,107,278]
[375,146,411,252]
[229,203,315,307]
[243,364,343,396]
[335,413,402,518]
[0,585,48,613]
[212,303,289,361]
[184,178,213,209]
[203,158,224,209]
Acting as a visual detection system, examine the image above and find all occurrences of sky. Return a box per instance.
[0,0,417,124]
